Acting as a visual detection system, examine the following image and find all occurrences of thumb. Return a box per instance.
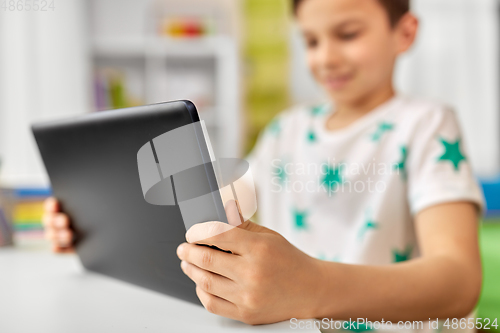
[225,200,279,235]
[237,220,279,235]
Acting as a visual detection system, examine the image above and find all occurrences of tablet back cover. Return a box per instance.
[32,101,225,305]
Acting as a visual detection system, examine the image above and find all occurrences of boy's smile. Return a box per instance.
[321,72,355,91]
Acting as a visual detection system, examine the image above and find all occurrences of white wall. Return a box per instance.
[396,0,499,177]
[290,0,500,177]
[0,0,91,187]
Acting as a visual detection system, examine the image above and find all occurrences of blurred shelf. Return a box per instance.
[89,2,241,158]
[90,33,241,157]
[92,36,145,57]
[93,36,233,58]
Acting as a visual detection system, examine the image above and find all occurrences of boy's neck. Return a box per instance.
[326,84,396,131]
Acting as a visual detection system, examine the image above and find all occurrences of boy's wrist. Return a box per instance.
[303,258,341,320]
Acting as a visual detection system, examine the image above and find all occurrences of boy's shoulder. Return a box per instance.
[392,95,458,129]
[397,94,454,116]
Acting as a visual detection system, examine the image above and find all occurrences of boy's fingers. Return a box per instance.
[195,286,239,320]
[177,243,239,279]
[56,229,73,246]
[186,221,236,243]
[45,229,73,246]
[44,197,59,213]
[180,260,238,301]
[51,244,75,253]
[184,200,265,254]
[54,214,70,229]
[42,212,69,229]
[185,221,255,255]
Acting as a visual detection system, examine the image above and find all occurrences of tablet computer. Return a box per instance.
[32,100,228,306]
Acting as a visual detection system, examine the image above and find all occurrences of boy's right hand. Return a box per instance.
[42,197,75,253]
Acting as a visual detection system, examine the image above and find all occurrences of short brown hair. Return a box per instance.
[292,0,410,27]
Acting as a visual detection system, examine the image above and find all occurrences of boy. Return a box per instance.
[43,0,484,329]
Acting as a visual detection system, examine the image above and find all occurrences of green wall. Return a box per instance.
[477,220,500,330]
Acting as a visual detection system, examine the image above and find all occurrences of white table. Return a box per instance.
[0,248,320,333]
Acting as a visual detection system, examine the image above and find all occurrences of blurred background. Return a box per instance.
[0,0,498,324]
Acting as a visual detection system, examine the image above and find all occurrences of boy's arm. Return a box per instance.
[314,201,482,321]
[176,200,481,325]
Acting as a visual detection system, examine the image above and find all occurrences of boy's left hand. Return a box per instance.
[176,200,324,325]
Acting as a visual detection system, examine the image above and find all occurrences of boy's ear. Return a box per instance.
[395,13,419,55]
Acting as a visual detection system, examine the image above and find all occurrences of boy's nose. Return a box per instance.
[315,40,343,69]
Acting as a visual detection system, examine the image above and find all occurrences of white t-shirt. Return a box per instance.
[246,94,484,332]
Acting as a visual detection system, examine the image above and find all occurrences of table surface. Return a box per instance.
[0,248,320,333]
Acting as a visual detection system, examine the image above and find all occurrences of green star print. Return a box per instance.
[311,104,329,116]
[393,245,412,262]
[358,218,379,240]
[272,161,287,184]
[321,164,344,195]
[394,146,408,180]
[292,208,309,230]
[307,128,316,143]
[437,137,466,171]
[371,122,395,142]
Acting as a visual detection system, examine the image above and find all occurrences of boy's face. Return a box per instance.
[297,0,415,104]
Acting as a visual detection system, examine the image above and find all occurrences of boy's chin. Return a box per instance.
[325,89,363,104]
[324,85,387,105]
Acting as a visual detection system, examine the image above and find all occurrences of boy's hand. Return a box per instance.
[176,200,324,325]
[42,197,75,253]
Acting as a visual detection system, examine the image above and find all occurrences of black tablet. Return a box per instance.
[32,100,228,306]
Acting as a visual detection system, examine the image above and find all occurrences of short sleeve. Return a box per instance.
[407,106,485,216]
